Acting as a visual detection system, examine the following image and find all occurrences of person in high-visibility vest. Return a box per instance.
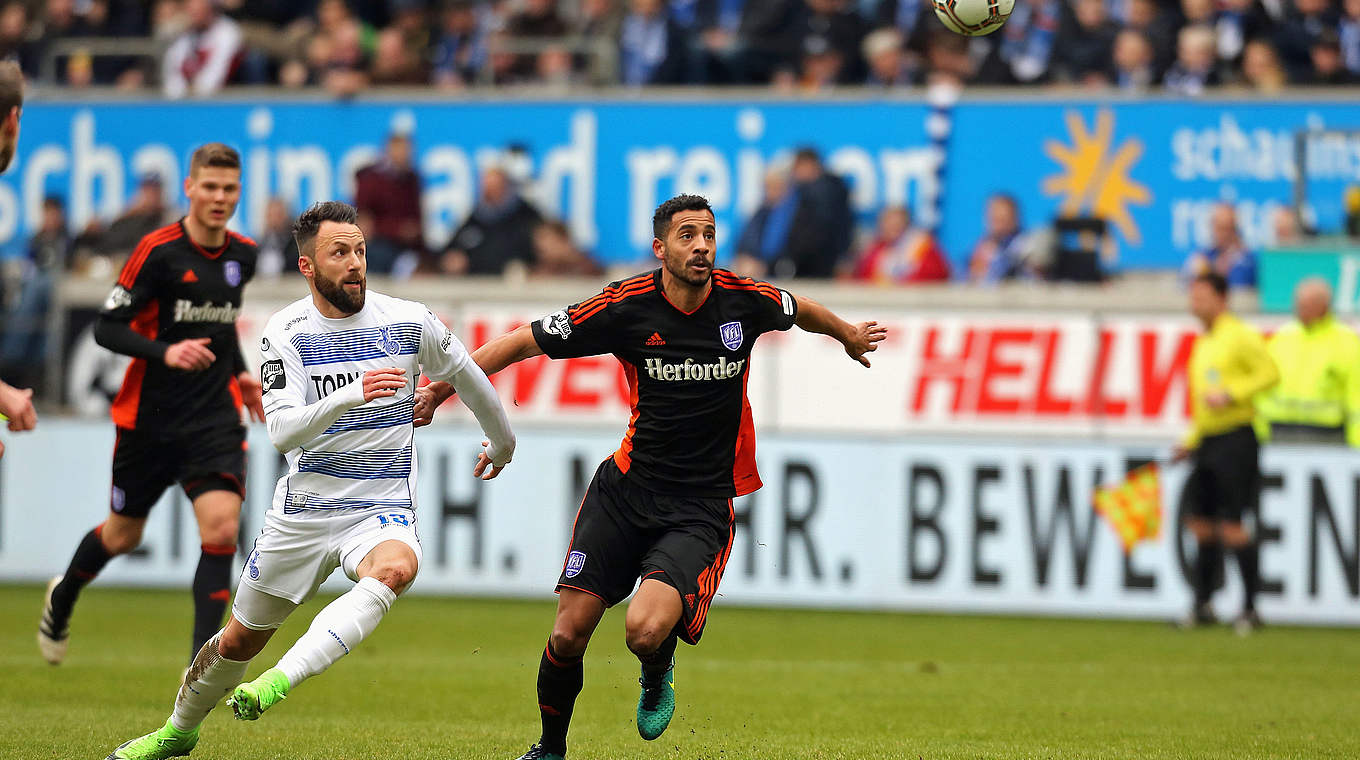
[1256,277,1360,446]
[1172,272,1279,634]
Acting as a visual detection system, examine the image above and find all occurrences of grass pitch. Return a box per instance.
[1,584,1356,760]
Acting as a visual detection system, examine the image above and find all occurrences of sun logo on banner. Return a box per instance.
[1042,110,1151,245]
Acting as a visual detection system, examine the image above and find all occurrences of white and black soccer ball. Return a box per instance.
[932,0,1014,36]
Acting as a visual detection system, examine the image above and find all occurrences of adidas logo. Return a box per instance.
[645,332,666,346]
[182,270,199,283]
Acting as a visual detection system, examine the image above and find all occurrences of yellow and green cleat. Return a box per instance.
[105,719,199,760]
[635,659,676,741]
[226,667,290,721]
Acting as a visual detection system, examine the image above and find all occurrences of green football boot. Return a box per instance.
[226,667,289,721]
[105,719,199,760]
[636,659,676,741]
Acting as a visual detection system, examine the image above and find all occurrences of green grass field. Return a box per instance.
[2,584,1356,760]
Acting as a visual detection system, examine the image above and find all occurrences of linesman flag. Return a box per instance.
[1092,463,1163,552]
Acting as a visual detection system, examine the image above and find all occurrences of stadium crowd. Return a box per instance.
[2,0,1359,94]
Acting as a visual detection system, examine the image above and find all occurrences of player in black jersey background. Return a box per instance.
[416,195,887,760]
[39,143,265,666]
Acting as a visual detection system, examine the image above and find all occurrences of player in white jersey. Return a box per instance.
[105,201,515,760]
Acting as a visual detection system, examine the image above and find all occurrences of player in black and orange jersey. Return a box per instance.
[38,143,265,666]
[416,195,887,760]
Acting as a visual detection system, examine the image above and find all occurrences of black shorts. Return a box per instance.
[1182,425,1260,523]
[558,457,735,645]
[111,425,247,518]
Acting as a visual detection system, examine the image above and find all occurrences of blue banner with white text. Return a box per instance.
[5,98,1359,272]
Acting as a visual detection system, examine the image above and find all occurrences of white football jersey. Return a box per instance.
[258,291,470,519]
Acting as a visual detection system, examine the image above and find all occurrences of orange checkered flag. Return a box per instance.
[1092,463,1163,553]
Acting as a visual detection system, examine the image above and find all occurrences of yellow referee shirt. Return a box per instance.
[1183,312,1279,449]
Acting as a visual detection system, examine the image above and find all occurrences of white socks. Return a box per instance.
[275,576,396,688]
[171,633,250,732]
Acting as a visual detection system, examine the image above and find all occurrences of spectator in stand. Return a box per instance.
[0,2,38,77]
[315,14,370,95]
[967,193,1034,284]
[1342,0,1360,76]
[97,173,174,258]
[790,0,867,84]
[1240,37,1287,91]
[530,220,603,278]
[0,195,68,390]
[849,206,950,284]
[734,165,797,278]
[1056,0,1117,85]
[1307,30,1359,84]
[683,0,746,83]
[784,147,853,278]
[974,0,1066,84]
[254,196,297,279]
[1183,202,1257,289]
[619,0,685,85]
[1271,206,1305,246]
[863,27,917,86]
[875,0,935,59]
[574,0,624,84]
[431,0,489,89]
[507,0,567,78]
[354,131,425,276]
[441,165,543,276]
[1124,0,1177,77]
[1112,28,1157,91]
[162,0,243,98]
[1163,25,1220,96]
[1275,0,1336,80]
[732,0,801,83]
[848,205,946,285]
[370,26,426,84]
[922,26,972,85]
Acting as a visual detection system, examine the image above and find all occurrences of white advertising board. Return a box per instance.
[3,421,1356,625]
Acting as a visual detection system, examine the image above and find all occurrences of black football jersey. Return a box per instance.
[101,220,257,433]
[530,268,797,498]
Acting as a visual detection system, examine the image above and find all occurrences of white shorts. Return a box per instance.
[232,507,422,630]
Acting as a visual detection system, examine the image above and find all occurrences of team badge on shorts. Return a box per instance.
[564,550,587,578]
[719,321,744,351]
[247,550,261,581]
[224,260,242,287]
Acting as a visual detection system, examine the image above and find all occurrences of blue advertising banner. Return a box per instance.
[4,98,1359,272]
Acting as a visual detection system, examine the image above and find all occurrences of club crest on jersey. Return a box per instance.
[223,260,242,287]
[719,321,744,351]
[565,550,587,578]
[375,326,401,356]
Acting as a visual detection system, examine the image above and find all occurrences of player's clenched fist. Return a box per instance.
[164,337,216,371]
[362,367,407,402]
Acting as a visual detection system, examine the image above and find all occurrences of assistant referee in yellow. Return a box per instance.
[1172,272,1279,633]
[1256,277,1360,445]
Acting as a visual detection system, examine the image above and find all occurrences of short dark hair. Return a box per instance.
[189,142,241,174]
[0,61,22,115]
[293,200,359,256]
[1193,271,1229,297]
[652,194,713,240]
[793,146,822,165]
[42,194,63,210]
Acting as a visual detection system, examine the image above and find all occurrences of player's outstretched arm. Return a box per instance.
[792,294,888,368]
[449,363,516,480]
[414,324,545,427]
[0,379,37,432]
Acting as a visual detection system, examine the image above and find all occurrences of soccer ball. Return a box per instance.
[932,0,1014,36]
